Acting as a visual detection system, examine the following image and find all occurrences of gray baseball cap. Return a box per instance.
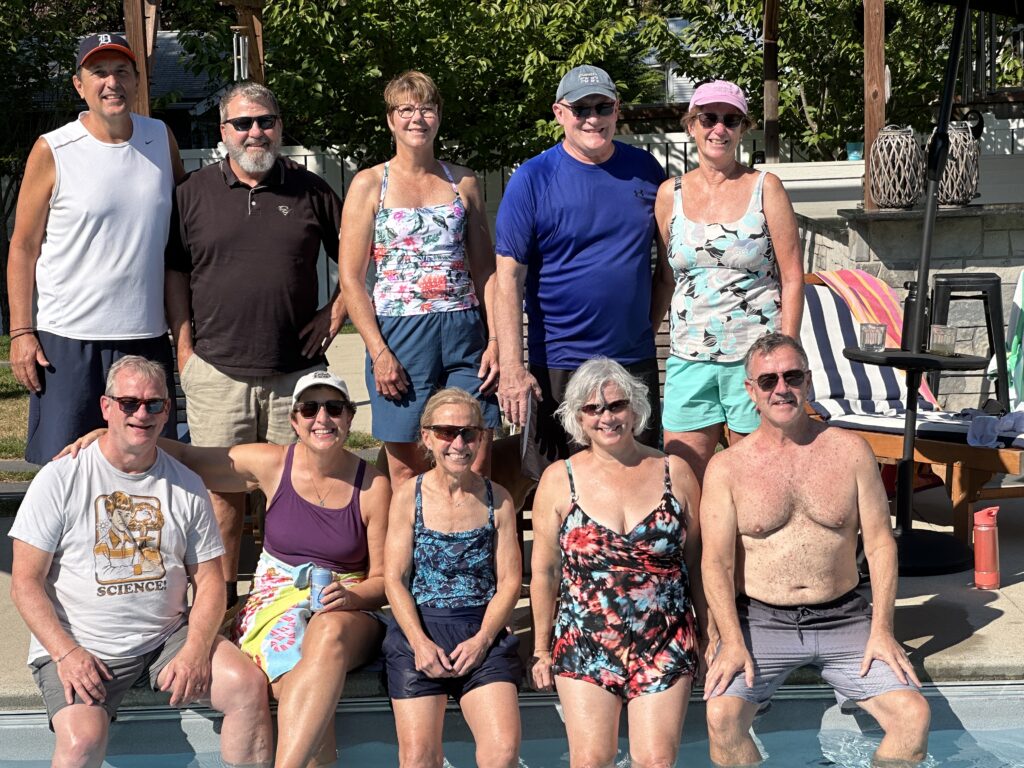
[556,65,617,103]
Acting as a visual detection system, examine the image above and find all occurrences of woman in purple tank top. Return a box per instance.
[61,370,391,768]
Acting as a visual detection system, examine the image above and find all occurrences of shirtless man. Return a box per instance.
[701,333,930,766]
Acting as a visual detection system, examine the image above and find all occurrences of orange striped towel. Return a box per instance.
[815,269,938,406]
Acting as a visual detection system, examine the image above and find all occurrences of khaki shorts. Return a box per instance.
[181,353,324,446]
[30,621,190,727]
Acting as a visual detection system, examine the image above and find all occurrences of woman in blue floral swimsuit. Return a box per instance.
[384,388,522,767]
[531,357,707,767]
[340,71,500,488]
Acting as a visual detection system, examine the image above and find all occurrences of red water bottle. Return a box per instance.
[974,506,1000,589]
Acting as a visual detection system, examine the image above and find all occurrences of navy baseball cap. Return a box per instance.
[77,33,136,68]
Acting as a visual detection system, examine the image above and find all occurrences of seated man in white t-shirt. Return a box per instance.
[9,355,273,768]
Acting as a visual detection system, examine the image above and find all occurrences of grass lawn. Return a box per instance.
[0,336,30,460]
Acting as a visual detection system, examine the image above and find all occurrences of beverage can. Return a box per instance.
[310,566,333,611]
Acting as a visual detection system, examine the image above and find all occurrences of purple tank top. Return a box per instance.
[263,444,370,572]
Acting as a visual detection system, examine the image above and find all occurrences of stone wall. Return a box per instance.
[799,204,1024,411]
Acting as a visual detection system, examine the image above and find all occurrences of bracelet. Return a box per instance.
[7,326,34,334]
[55,645,80,663]
[487,336,498,345]
[9,329,36,340]
[372,345,389,367]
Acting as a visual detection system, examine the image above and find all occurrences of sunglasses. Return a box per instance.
[696,112,745,129]
[424,424,482,443]
[750,369,808,392]
[579,399,631,417]
[109,396,168,415]
[394,104,438,120]
[560,101,616,119]
[222,114,278,132]
[294,400,349,419]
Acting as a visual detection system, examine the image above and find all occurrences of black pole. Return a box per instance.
[893,0,975,574]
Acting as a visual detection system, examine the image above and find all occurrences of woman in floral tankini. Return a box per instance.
[340,70,500,488]
[652,80,804,483]
[531,357,707,767]
[384,388,522,766]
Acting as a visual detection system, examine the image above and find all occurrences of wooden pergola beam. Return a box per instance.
[864,0,886,210]
[123,0,160,116]
[762,0,781,163]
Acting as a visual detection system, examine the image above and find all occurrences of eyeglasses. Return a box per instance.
[750,369,809,392]
[221,114,278,132]
[393,104,438,120]
[424,425,482,443]
[109,396,168,415]
[559,101,616,119]
[695,112,745,130]
[294,400,349,419]
[579,399,631,417]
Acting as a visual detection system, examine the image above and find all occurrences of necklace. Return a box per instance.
[305,445,337,507]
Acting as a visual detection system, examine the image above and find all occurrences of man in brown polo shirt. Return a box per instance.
[165,81,344,605]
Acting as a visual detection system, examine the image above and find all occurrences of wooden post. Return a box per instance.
[123,0,150,115]
[863,0,886,210]
[762,0,781,163]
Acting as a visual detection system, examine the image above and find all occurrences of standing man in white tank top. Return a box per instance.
[7,33,186,465]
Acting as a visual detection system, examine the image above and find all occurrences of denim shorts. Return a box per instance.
[662,356,760,433]
[366,309,500,442]
[383,606,521,701]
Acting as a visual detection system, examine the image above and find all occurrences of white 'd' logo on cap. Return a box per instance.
[98,34,112,44]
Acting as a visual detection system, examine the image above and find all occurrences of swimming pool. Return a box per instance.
[1,682,1021,766]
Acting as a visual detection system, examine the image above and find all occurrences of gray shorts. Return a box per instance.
[30,621,190,727]
[720,589,917,707]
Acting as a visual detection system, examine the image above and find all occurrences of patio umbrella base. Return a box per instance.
[895,528,973,576]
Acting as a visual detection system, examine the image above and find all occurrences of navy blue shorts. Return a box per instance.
[26,332,178,464]
[366,309,500,442]
[383,605,522,701]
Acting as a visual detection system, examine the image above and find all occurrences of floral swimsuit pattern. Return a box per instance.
[371,161,479,317]
[410,474,496,608]
[667,171,781,362]
[551,458,698,700]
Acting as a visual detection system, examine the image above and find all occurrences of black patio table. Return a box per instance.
[870,0,1023,575]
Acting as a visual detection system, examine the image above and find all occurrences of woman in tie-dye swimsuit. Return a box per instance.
[339,70,500,489]
[531,358,707,768]
[652,79,804,482]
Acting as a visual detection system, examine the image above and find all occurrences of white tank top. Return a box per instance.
[36,113,174,339]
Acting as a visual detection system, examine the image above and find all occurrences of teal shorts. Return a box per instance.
[663,357,760,434]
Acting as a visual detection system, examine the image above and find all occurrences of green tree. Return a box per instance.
[668,0,954,160]
[0,0,122,332]
[178,0,686,170]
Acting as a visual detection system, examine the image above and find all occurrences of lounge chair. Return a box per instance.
[801,270,1024,544]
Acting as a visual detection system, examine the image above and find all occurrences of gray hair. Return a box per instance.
[744,333,810,376]
[219,81,280,122]
[105,356,168,398]
[555,357,651,446]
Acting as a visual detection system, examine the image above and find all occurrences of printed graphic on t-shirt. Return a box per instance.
[93,490,166,583]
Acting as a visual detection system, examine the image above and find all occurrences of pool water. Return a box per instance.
[1,683,1021,767]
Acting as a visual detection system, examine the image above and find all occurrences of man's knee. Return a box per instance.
[706,695,753,740]
[867,689,930,757]
[212,645,268,715]
[52,706,109,768]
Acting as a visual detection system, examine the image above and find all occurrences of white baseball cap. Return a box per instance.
[291,370,351,406]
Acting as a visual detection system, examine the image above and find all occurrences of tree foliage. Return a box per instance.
[668,0,954,160]
[177,0,687,170]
